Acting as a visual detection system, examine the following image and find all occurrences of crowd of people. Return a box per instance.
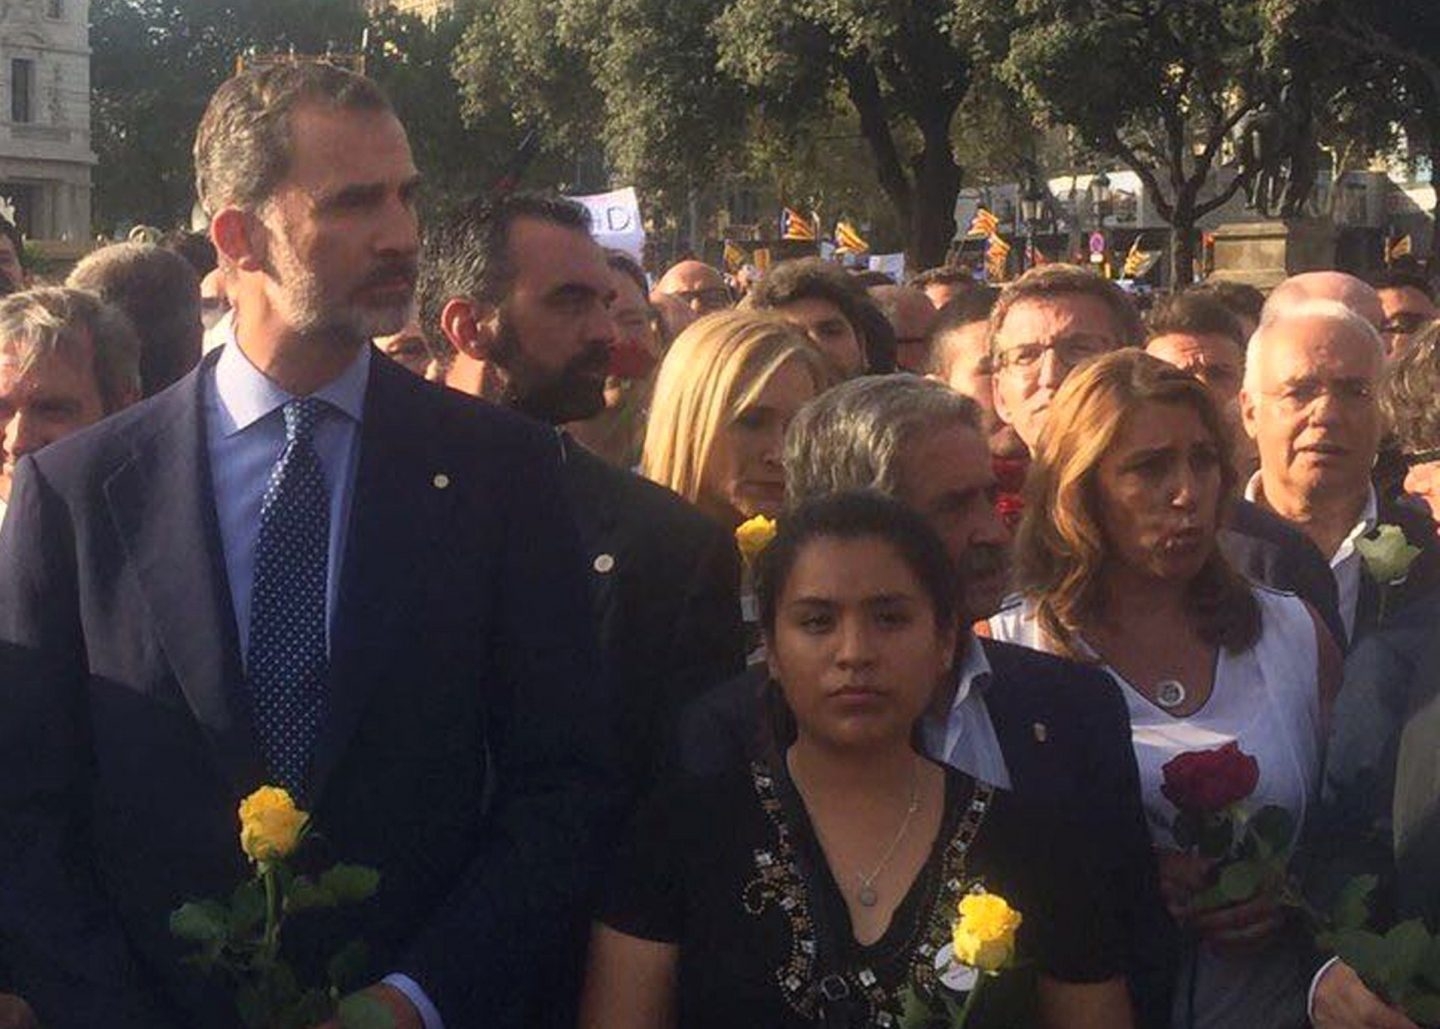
[0,59,1438,1029]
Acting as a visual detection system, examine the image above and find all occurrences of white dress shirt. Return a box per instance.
[1245,473,1377,642]
[919,636,1012,788]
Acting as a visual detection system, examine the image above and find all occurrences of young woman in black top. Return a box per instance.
[581,492,1134,1028]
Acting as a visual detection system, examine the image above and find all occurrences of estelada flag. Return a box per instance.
[986,233,1011,258]
[1388,234,1413,264]
[782,208,817,241]
[968,208,1001,237]
[835,220,869,254]
[723,241,748,273]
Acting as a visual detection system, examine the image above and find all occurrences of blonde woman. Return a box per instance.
[642,310,833,528]
[989,350,1339,1029]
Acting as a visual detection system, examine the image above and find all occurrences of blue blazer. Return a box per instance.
[0,351,619,1028]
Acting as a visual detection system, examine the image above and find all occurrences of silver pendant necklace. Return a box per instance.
[856,763,922,907]
[1155,679,1187,709]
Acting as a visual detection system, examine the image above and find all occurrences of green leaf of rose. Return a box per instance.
[1216,860,1265,904]
[170,900,229,942]
[228,880,267,937]
[328,939,370,992]
[320,864,381,906]
[1418,936,1440,991]
[286,875,337,912]
[1383,920,1433,997]
[1403,991,1440,1025]
[1327,929,1393,987]
[338,992,397,1029]
[1248,806,1296,859]
[1332,875,1379,931]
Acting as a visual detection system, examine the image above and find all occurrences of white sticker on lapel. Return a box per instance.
[934,943,979,992]
[593,553,615,574]
[432,473,450,489]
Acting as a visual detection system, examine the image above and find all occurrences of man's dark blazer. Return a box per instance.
[558,439,744,796]
[0,351,618,1029]
[1351,497,1440,646]
[674,637,1173,1029]
[1221,498,1344,647]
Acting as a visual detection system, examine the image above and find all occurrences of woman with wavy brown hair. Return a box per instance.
[989,350,1340,1029]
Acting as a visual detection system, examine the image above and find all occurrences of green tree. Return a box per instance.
[1267,0,1440,256]
[1002,0,1272,284]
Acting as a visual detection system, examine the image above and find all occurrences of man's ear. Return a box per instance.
[210,207,264,274]
[439,297,499,361]
[1239,386,1259,440]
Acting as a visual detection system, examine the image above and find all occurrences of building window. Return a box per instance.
[45,0,61,17]
[11,60,32,124]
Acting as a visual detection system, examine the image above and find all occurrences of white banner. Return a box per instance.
[868,252,906,282]
[566,187,646,262]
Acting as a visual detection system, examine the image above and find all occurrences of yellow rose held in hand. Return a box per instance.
[238,786,308,863]
[735,515,778,565]
[952,891,1022,972]
[1355,524,1421,585]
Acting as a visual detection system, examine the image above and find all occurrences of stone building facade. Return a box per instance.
[0,0,91,242]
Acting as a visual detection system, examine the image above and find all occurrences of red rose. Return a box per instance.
[992,455,1029,495]
[995,493,1025,531]
[1160,741,1260,813]
[606,342,657,381]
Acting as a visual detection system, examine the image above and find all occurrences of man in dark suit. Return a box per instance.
[424,193,745,796]
[0,64,616,1029]
[1240,295,1440,648]
[677,375,1170,1028]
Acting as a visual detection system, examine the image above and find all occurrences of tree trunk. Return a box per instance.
[906,117,962,270]
[1170,208,1197,287]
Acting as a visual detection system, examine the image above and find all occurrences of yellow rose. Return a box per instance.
[1355,524,1421,585]
[238,786,308,864]
[735,515,778,566]
[952,890,1022,973]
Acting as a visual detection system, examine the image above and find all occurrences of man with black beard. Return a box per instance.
[426,193,745,795]
[675,375,1171,1028]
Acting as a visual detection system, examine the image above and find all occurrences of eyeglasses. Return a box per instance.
[1264,379,1375,412]
[992,337,1113,373]
[1404,447,1440,467]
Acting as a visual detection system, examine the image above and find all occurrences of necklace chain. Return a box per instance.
[790,752,923,908]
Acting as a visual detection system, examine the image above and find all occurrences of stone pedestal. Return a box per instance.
[1208,219,1339,290]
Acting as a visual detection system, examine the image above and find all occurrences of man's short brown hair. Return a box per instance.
[194,61,393,216]
[987,264,1144,355]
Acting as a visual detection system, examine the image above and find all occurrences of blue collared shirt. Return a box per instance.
[920,636,1012,789]
[203,337,443,1029]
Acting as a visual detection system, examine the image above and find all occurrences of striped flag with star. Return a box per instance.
[1388,234,1413,265]
[968,208,1000,238]
[782,207,817,241]
[834,220,869,254]
[985,233,1011,281]
[723,240,748,273]
[1122,236,1160,278]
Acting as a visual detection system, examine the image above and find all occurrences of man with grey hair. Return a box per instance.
[1263,270,1386,330]
[1241,298,1440,645]
[0,286,141,520]
[679,374,1172,1027]
[66,242,203,396]
[0,62,613,1029]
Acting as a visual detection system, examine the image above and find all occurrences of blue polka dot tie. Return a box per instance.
[247,396,329,796]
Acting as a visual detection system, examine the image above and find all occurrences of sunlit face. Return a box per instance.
[1094,401,1224,586]
[992,294,1122,451]
[1241,316,1382,511]
[767,535,955,752]
[610,267,660,356]
[0,331,106,500]
[1378,286,1437,359]
[491,218,619,424]
[893,422,1011,621]
[257,105,421,342]
[775,296,864,377]
[700,358,818,525]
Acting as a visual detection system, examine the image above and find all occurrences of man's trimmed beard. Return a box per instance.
[491,316,608,426]
[266,234,416,342]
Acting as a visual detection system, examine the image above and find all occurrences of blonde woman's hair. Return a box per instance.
[641,310,832,513]
[1014,349,1259,659]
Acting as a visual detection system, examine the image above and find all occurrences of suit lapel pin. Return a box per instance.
[593,553,615,574]
[1032,722,1048,743]
[432,473,451,490]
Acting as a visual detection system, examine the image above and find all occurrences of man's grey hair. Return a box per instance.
[784,374,982,504]
[0,287,142,413]
[1242,297,1384,396]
